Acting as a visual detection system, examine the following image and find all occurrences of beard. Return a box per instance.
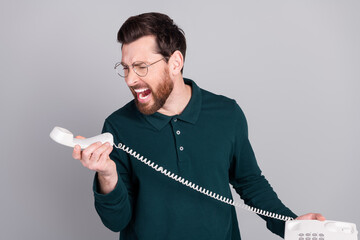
[133,69,174,115]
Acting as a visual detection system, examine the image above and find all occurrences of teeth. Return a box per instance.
[134,88,148,93]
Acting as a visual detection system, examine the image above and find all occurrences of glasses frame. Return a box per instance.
[114,57,166,78]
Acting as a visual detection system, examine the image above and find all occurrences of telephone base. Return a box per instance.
[285,220,358,240]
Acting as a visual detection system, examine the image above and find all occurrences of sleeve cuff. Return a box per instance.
[93,172,127,204]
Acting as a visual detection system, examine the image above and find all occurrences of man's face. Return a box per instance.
[121,36,173,115]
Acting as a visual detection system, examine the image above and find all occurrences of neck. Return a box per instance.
[157,77,192,116]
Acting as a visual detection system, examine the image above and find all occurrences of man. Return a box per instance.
[73,12,324,239]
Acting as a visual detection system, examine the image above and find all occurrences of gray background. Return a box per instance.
[1,0,359,239]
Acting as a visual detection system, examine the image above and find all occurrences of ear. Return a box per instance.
[168,50,184,76]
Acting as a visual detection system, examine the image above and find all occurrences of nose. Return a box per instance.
[124,68,139,87]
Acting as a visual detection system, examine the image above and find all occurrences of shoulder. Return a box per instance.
[200,87,244,116]
[198,86,248,136]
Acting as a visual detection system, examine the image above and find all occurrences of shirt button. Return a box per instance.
[176,130,181,135]
[173,118,177,122]
[179,146,184,151]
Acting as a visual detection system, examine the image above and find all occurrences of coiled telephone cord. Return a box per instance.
[114,143,294,221]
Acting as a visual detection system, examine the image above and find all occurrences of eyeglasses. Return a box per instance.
[114,58,166,78]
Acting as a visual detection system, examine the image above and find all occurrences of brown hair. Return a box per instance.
[118,12,187,73]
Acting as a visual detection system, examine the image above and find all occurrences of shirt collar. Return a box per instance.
[142,78,202,131]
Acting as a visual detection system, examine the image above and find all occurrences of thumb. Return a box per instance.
[75,135,86,139]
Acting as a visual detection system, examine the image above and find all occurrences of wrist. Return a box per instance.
[97,160,118,194]
[98,158,117,178]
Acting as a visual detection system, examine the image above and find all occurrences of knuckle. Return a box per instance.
[92,153,99,159]
[102,150,109,157]
[88,163,98,172]
[94,148,105,158]
[82,151,91,159]
[98,155,107,163]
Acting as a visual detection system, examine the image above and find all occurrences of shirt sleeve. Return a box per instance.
[92,119,134,232]
[229,101,297,238]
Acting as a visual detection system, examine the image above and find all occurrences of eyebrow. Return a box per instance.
[121,61,147,67]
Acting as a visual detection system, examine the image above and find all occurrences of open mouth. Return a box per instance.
[134,88,152,103]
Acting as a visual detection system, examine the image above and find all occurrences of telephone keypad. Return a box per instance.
[298,233,325,240]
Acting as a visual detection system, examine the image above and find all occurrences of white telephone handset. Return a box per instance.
[50,127,358,240]
[50,126,114,149]
[285,220,358,240]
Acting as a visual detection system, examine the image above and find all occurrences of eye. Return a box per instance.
[134,62,147,69]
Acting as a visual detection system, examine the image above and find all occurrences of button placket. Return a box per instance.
[171,117,185,158]
[175,126,183,152]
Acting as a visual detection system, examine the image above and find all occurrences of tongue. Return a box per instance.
[142,89,151,97]
[138,89,151,99]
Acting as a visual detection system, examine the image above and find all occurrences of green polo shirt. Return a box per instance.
[93,78,297,239]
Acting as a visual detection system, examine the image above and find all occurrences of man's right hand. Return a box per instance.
[72,136,118,194]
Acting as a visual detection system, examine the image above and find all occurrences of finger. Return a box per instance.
[87,143,112,171]
[315,213,326,221]
[296,213,326,221]
[98,144,113,164]
[72,136,85,160]
[82,142,102,161]
[75,135,86,139]
[90,142,113,162]
[72,144,82,160]
[94,145,114,173]
[295,214,312,220]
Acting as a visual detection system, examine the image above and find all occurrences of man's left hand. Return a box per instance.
[296,213,326,221]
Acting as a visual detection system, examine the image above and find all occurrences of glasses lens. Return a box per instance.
[134,62,148,77]
[115,63,128,77]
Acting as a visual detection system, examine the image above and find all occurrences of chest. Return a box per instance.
[122,117,235,192]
